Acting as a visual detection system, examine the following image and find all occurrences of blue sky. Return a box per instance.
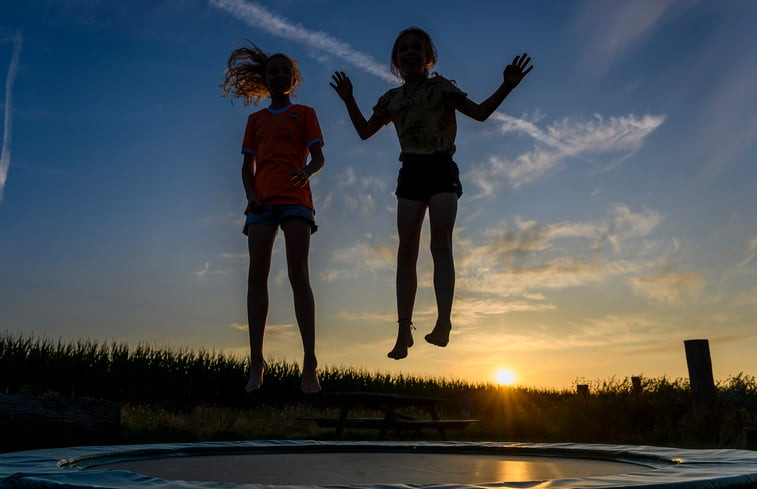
[1,0,756,388]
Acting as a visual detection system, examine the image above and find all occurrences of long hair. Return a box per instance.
[390,27,438,80]
[221,42,302,106]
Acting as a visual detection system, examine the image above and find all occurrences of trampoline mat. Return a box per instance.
[89,451,645,485]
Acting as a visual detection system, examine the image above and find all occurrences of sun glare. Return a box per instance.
[494,368,517,386]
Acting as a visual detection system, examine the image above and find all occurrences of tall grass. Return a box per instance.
[1,332,249,405]
[3,332,757,448]
[0,332,477,406]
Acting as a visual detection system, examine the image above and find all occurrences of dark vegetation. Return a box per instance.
[2,332,756,451]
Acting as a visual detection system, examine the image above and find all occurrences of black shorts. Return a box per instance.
[395,152,463,203]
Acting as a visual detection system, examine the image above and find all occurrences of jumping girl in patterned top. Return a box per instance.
[331,27,532,360]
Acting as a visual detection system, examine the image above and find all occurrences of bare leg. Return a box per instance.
[389,198,427,359]
[281,218,321,394]
[425,192,457,347]
[245,224,277,392]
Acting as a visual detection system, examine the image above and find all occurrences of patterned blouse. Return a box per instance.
[372,75,466,160]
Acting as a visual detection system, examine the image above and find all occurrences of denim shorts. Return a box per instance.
[243,204,317,235]
[395,152,463,203]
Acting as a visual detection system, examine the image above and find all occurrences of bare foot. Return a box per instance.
[425,321,451,347]
[387,320,414,359]
[301,358,321,394]
[244,362,266,393]
[301,369,321,394]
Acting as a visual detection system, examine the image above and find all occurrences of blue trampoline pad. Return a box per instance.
[2,440,757,488]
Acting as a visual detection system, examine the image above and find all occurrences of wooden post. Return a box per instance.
[576,384,589,396]
[684,339,717,409]
[631,376,642,393]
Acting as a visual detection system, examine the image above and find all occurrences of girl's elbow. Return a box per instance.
[358,126,379,140]
[473,113,491,122]
[311,154,325,168]
[460,108,487,122]
[473,110,490,122]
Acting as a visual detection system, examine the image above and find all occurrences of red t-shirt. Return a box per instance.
[241,104,324,209]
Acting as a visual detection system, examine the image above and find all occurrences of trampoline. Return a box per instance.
[2,440,757,488]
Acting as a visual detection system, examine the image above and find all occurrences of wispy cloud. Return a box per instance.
[630,271,704,305]
[691,48,757,186]
[334,297,555,333]
[195,262,211,278]
[737,237,757,269]
[336,310,395,323]
[229,321,299,358]
[325,166,388,217]
[229,321,295,331]
[594,204,664,253]
[194,260,235,279]
[459,256,647,298]
[466,112,665,193]
[451,296,555,328]
[576,0,683,73]
[0,30,22,202]
[209,0,394,82]
[453,204,664,300]
[455,312,669,354]
[229,322,247,332]
[324,202,663,309]
[460,204,662,269]
[321,240,394,282]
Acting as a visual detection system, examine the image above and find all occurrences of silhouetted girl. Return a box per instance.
[223,43,324,393]
[331,27,532,359]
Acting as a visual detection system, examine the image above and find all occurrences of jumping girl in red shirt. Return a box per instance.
[223,43,324,394]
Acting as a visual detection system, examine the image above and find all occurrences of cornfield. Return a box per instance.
[3,331,757,448]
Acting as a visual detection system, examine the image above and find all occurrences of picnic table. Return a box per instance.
[298,391,477,440]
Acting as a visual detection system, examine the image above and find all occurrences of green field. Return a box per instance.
[2,332,756,451]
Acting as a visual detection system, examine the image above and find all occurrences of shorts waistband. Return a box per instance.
[399,152,453,164]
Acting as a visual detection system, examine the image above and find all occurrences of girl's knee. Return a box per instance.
[287,267,311,289]
[248,271,269,288]
[429,236,453,256]
[398,237,421,257]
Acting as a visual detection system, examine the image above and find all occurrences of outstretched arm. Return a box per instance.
[456,53,533,122]
[330,71,387,140]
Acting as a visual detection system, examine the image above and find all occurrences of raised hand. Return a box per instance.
[330,71,354,101]
[503,53,533,89]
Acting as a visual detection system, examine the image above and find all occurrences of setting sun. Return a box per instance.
[493,368,517,386]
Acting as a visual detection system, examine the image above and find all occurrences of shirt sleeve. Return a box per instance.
[305,107,324,148]
[241,114,256,155]
[371,89,395,123]
[439,76,467,101]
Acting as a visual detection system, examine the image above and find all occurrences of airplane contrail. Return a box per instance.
[209,0,395,83]
[1,30,22,201]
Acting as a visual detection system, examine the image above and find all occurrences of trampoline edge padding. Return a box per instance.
[0,440,756,489]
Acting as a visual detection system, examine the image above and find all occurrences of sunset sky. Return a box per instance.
[1,0,755,388]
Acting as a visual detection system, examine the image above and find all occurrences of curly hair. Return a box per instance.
[221,42,302,106]
[390,27,438,80]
